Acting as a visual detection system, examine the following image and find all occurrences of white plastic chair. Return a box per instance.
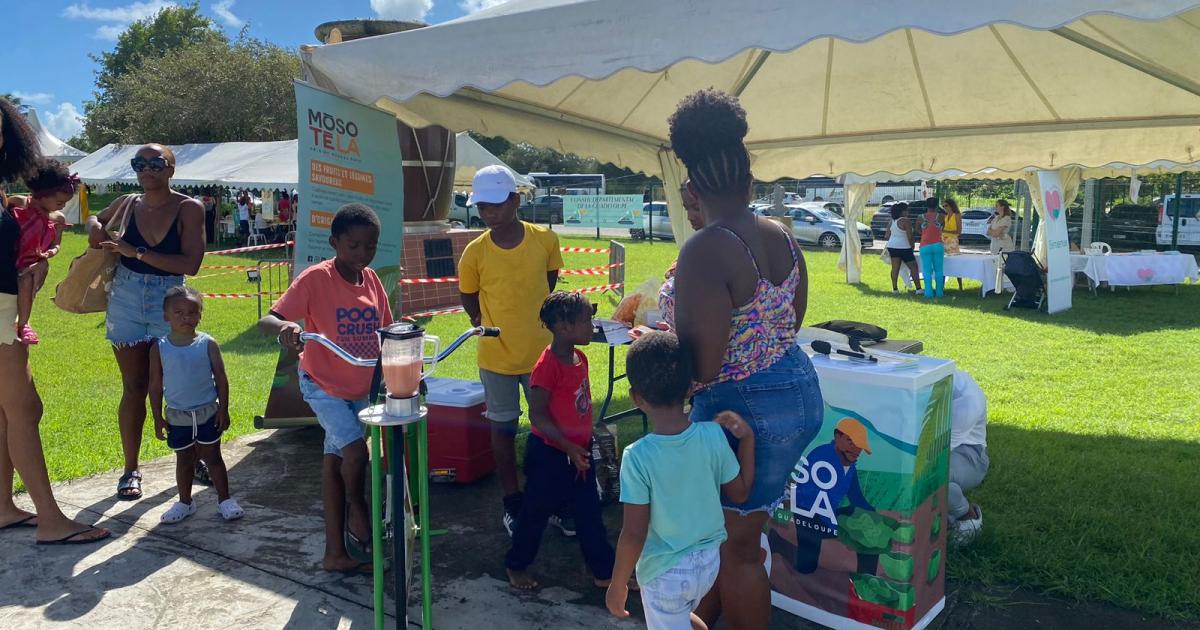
[247,223,266,247]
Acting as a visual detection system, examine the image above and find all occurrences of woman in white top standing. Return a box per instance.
[988,199,1016,254]
[884,202,922,293]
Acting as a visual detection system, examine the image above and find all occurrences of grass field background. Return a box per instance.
[20,230,1200,619]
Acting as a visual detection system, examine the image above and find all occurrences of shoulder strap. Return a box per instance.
[712,225,761,276]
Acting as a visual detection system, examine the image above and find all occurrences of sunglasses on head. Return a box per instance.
[130,156,170,172]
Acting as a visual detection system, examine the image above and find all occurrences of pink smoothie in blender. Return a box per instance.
[379,323,440,416]
[383,360,423,398]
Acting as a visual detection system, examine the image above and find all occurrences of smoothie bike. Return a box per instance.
[300,322,499,630]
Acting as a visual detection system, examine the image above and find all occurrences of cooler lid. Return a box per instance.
[423,377,487,407]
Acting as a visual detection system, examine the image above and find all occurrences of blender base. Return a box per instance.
[358,405,427,427]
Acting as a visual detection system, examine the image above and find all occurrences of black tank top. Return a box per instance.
[0,208,19,295]
[120,204,183,276]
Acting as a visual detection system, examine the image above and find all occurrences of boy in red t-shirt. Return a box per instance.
[505,291,616,590]
[259,203,393,574]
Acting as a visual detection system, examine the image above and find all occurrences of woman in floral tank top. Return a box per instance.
[658,89,823,629]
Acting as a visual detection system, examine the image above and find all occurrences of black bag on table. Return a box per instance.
[811,320,888,343]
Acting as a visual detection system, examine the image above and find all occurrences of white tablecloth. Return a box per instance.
[913,253,1009,296]
[1071,253,1200,287]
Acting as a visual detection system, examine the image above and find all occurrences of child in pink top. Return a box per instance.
[13,160,74,344]
[259,203,393,574]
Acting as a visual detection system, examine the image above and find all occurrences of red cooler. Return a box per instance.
[424,377,494,484]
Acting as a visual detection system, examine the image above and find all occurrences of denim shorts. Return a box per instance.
[298,367,368,455]
[105,264,184,347]
[478,369,531,423]
[640,547,720,630]
[691,346,823,514]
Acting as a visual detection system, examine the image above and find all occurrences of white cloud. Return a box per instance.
[459,0,508,13]
[63,1,178,40]
[95,24,127,40]
[11,92,54,106]
[43,103,86,140]
[370,0,433,21]
[212,0,243,28]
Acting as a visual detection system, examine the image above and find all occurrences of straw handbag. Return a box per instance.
[53,194,136,314]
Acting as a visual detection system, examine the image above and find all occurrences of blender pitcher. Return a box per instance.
[379,323,441,417]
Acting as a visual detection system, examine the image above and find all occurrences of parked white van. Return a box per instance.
[1156,194,1200,248]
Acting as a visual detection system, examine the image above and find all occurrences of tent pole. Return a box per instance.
[1171,173,1183,249]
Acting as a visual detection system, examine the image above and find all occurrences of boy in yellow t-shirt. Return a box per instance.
[459,165,564,536]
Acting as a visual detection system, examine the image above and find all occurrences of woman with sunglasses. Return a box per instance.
[87,144,205,501]
[0,96,111,544]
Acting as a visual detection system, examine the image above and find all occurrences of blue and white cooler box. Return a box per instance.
[766,342,954,630]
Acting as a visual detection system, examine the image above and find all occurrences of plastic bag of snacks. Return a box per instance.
[613,277,663,327]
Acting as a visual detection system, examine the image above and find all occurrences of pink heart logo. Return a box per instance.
[1045,189,1062,221]
[1137,267,1154,281]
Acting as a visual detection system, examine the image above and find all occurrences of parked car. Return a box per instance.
[870,200,924,239]
[519,195,564,224]
[1098,203,1158,249]
[959,207,994,243]
[1156,194,1200,248]
[629,202,674,240]
[446,192,484,227]
[795,200,844,218]
[789,206,873,249]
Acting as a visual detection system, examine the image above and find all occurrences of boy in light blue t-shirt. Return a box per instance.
[606,332,755,630]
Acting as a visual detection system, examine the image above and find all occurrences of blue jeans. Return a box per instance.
[105,264,184,347]
[920,242,946,298]
[690,347,823,514]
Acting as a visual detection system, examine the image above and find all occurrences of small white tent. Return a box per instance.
[454,132,535,190]
[22,108,85,164]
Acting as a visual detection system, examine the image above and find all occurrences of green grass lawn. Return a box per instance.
[21,231,1200,620]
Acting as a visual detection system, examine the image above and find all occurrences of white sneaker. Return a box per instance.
[951,505,983,546]
[161,500,197,524]
[218,498,245,521]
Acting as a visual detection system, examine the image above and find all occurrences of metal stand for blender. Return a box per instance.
[357,403,433,630]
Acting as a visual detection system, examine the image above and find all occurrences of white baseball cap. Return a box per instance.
[467,165,517,206]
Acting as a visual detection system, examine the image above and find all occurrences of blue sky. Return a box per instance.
[1,0,504,140]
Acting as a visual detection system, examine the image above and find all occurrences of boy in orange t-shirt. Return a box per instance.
[259,203,393,574]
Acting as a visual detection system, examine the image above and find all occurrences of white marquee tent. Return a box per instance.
[72,141,299,190]
[23,107,85,164]
[300,0,1200,287]
[73,135,533,191]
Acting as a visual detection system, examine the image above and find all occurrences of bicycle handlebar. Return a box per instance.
[298,326,499,368]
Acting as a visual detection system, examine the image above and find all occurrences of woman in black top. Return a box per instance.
[0,97,110,544]
[88,143,205,500]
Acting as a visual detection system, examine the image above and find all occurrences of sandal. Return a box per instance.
[161,501,197,524]
[18,324,39,345]
[218,499,245,521]
[36,525,111,546]
[195,460,213,486]
[116,470,143,501]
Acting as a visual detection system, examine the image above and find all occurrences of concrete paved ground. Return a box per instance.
[1,428,1191,630]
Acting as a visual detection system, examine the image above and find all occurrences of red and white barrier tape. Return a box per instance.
[200,292,273,299]
[560,247,610,254]
[397,263,622,285]
[194,261,290,280]
[404,283,623,319]
[205,241,293,256]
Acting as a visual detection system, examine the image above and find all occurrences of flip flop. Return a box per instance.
[116,470,142,501]
[36,526,111,546]
[0,515,37,530]
[345,528,373,563]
